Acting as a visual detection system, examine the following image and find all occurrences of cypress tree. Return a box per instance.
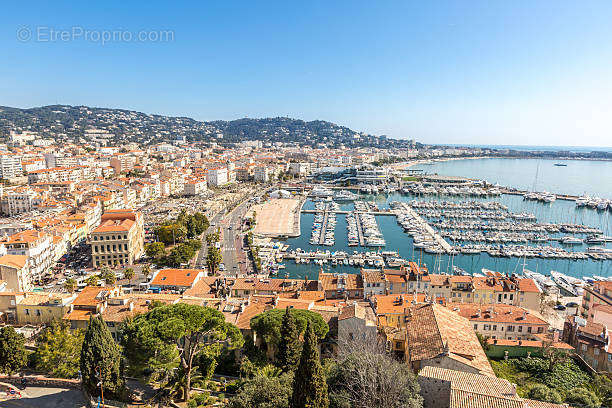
[290,321,329,408]
[80,315,124,398]
[277,307,301,373]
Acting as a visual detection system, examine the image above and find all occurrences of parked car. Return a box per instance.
[566,302,579,308]
[554,304,566,310]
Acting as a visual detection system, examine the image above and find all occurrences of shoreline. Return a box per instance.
[398,155,612,171]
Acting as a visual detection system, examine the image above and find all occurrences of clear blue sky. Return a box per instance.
[2,1,611,146]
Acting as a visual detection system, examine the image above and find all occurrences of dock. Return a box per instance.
[355,212,366,246]
[319,211,330,245]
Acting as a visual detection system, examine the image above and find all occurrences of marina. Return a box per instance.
[268,187,611,280]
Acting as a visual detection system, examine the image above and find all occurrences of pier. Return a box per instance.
[354,212,366,246]
[319,211,330,245]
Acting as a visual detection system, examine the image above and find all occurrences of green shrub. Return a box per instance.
[565,388,601,408]
[527,384,562,403]
[187,391,210,408]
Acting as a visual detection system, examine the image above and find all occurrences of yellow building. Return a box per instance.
[16,292,76,325]
[89,209,144,267]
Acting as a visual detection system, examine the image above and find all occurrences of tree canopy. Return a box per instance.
[251,308,329,347]
[121,303,243,400]
[0,326,27,375]
[33,321,84,378]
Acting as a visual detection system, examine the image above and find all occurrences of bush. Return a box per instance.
[187,391,210,408]
[513,357,589,391]
[527,384,562,404]
[565,388,601,408]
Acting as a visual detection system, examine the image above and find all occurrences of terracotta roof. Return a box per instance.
[407,304,494,376]
[0,255,28,269]
[523,399,570,408]
[450,389,524,408]
[516,278,541,293]
[73,286,113,307]
[319,273,362,292]
[486,338,573,350]
[150,269,202,288]
[275,298,313,310]
[446,303,548,325]
[373,294,427,315]
[92,218,135,233]
[361,269,385,283]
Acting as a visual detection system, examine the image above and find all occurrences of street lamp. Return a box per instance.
[95,366,105,408]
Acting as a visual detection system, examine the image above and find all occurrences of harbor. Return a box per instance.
[262,187,611,280]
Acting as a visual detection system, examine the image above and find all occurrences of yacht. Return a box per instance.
[560,236,583,245]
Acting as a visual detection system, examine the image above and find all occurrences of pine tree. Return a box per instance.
[0,326,27,375]
[277,307,301,373]
[80,316,124,398]
[290,321,329,408]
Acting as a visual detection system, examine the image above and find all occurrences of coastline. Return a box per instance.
[396,155,612,171]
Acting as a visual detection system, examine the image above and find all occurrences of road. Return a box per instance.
[0,387,86,408]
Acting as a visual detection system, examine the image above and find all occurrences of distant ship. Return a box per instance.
[554,163,567,167]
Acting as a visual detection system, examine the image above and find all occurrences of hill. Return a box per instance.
[0,105,412,148]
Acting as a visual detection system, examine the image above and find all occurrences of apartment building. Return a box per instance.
[89,209,144,267]
[3,230,53,281]
[183,178,207,196]
[289,162,310,176]
[110,154,137,174]
[0,254,31,292]
[360,267,541,311]
[564,314,612,372]
[207,167,228,186]
[447,303,549,341]
[581,280,612,321]
[0,154,23,179]
[0,188,38,216]
[253,165,270,182]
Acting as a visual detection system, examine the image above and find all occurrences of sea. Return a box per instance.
[273,157,612,280]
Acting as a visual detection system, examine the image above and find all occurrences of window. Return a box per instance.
[475,294,479,298]
[582,344,588,352]
[509,294,513,300]
[507,325,514,332]
[484,324,490,330]
[492,325,497,331]
[473,324,478,330]
[518,326,523,333]
[24,309,29,315]
[595,348,600,356]
[537,327,543,333]
[527,326,532,333]
[36,309,41,316]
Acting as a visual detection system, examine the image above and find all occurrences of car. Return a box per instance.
[566,302,579,308]
[219,263,226,271]
[554,304,566,311]
[44,284,55,289]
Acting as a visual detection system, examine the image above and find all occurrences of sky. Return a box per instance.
[1,1,612,147]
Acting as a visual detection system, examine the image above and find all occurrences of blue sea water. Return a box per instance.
[413,158,612,199]
[275,157,612,280]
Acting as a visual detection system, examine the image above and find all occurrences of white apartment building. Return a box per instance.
[253,166,269,182]
[0,189,38,216]
[207,167,228,187]
[4,230,54,281]
[183,179,207,196]
[0,154,23,179]
[289,162,310,176]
